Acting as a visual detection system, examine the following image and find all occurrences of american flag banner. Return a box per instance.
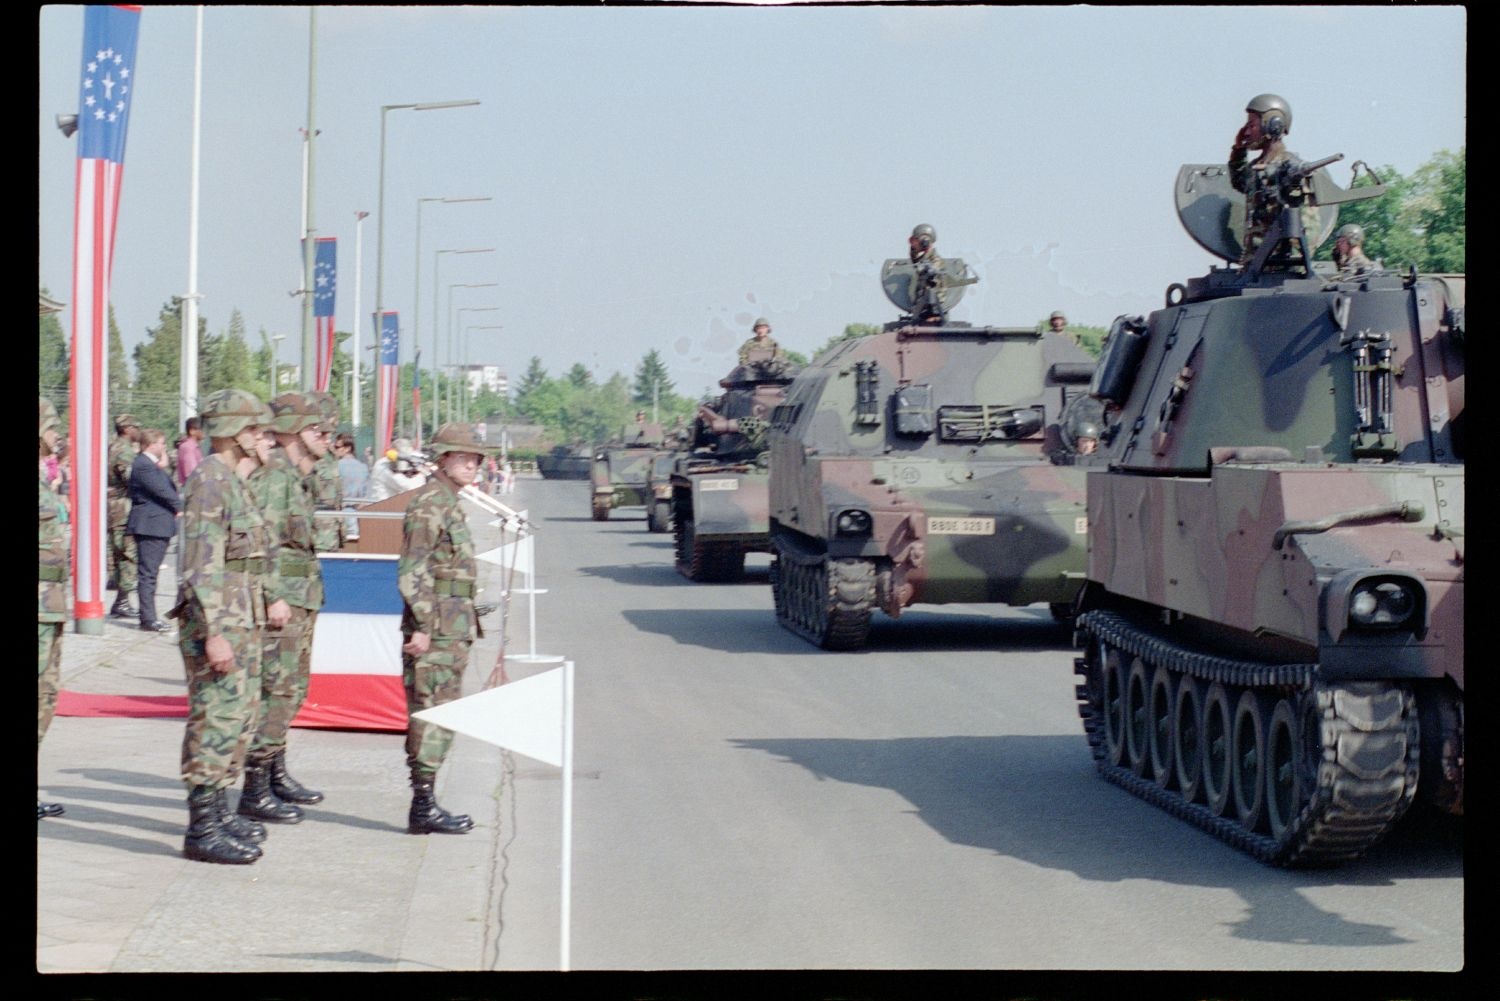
[69,4,141,626]
[377,311,399,454]
[312,237,337,391]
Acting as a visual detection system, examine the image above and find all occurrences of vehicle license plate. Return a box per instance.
[927,517,994,535]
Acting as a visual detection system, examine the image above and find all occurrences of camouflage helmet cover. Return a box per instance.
[1245,93,1291,136]
[1336,223,1365,247]
[200,388,269,438]
[114,413,140,432]
[269,392,325,435]
[40,397,60,437]
[305,390,340,430]
[429,422,495,458]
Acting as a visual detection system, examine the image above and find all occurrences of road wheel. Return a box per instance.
[1173,675,1203,803]
[1232,689,1268,833]
[1102,647,1129,768]
[648,500,672,534]
[1202,682,1234,817]
[1125,657,1152,777]
[1148,662,1176,790]
[1265,697,1302,842]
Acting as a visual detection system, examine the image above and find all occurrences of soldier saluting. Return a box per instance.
[172,389,283,865]
[398,422,497,835]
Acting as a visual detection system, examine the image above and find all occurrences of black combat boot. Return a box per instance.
[184,785,261,864]
[109,592,137,619]
[269,749,324,805]
[38,800,65,820]
[408,775,473,835]
[215,788,267,844]
[236,760,304,824]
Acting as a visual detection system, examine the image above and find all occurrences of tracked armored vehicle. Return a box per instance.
[1073,152,1464,865]
[589,424,664,521]
[672,350,799,580]
[767,246,1099,649]
[645,446,682,533]
[538,443,592,480]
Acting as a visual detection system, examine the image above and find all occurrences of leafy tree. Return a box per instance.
[108,305,130,402]
[631,349,675,406]
[39,289,68,396]
[809,322,882,360]
[565,362,594,389]
[1320,147,1465,273]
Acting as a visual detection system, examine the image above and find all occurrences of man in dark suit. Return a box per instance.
[126,428,182,632]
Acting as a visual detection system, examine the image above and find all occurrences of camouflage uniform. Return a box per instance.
[245,448,323,762]
[1229,142,1320,264]
[399,475,480,776]
[39,398,69,819]
[307,391,344,552]
[174,456,270,793]
[738,335,782,365]
[107,428,139,598]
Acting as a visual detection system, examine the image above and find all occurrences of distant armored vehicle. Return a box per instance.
[645,446,682,533]
[538,443,592,481]
[590,422,665,521]
[767,247,1098,649]
[1073,153,1464,865]
[672,349,799,580]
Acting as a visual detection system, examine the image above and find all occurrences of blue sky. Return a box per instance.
[38,5,1466,399]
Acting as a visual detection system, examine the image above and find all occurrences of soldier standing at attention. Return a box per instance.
[107,414,142,619]
[737,318,782,365]
[39,399,68,820]
[399,423,495,835]
[236,393,328,827]
[306,391,345,553]
[172,389,283,865]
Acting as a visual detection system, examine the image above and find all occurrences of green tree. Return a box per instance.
[108,305,130,402]
[39,289,68,396]
[565,362,594,389]
[810,322,882,360]
[201,308,256,396]
[1321,148,1465,273]
[631,349,675,406]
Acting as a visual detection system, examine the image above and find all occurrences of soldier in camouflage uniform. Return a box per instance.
[171,389,281,865]
[107,414,141,618]
[305,391,345,553]
[737,318,782,365]
[1229,93,1320,265]
[236,393,329,826]
[399,423,496,834]
[1333,222,1377,275]
[39,399,68,820]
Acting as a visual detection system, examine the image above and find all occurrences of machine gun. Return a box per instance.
[880,256,980,325]
[1242,153,1388,281]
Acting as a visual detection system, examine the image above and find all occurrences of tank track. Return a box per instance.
[674,516,745,582]
[1075,609,1419,866]
[770,533,875,650]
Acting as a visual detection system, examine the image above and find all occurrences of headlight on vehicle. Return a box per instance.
[834,509,872,536]
[1348,579,1419,630]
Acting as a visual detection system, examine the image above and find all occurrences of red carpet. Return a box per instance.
[56,690,188,718]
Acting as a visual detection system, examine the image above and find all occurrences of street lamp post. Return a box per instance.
[350,209,368,428]
[457,307,500,423]
[433,248,495,428]
[444,281,499,423]
[415,198,491,440]
[372,97,480,452]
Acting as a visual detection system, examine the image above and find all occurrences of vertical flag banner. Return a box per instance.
[312,236,338,391]
[378,311,399,453]
[69,4,142,627]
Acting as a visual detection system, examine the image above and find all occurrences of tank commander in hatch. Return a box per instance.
[1228,93,1314,265]
[738,318,783,365]
[1332,223,1376,275]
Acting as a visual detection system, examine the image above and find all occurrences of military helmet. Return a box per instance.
[429,422,495,458]
[40,397,60,437]
[200,388,269,438]
[1336,223,1365,247]
[269,392,325,435]
[753,317,771,330]
[305,390,340,430]
[911,223,936,242]
[1049,310,1067,323]
[1245,93,1291,138]
[114,413,140,433]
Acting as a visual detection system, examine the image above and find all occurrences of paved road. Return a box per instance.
[37,476,1463,976]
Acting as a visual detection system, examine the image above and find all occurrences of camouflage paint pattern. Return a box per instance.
[172,456,270,791]
[1072,158,1464,861]
[768,326,1096,616]
[398,476,479,775]
[39,477,68,743]
[591,445,657,511]
[107,435,138,591]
